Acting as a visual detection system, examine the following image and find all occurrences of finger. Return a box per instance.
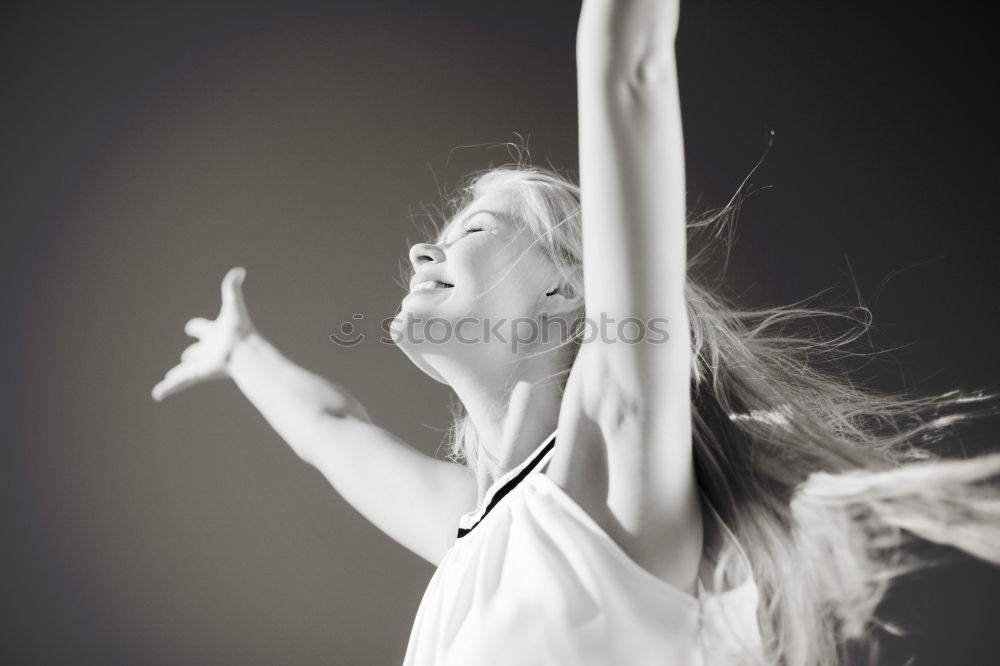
[151,363,202,402]
[184,317,213,338]
[221,266,247,314]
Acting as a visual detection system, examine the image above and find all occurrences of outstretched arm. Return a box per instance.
[152,268,476,566]
[225,332,476,566]
[564,0,699,580]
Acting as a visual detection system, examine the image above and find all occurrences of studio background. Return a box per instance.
[3,1,998,664]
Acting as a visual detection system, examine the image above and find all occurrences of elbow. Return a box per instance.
[579,38,678,99]
[577,0,679,91]
[619,52,677,95]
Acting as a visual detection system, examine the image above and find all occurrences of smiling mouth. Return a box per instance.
[410,280,454,292]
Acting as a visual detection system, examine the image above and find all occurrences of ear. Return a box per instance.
[541,283,584,317]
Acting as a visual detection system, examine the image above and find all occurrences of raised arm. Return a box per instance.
[576,0,687,410]
[556,0,700,589]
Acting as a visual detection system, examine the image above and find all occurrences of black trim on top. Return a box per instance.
[456,434,556,539]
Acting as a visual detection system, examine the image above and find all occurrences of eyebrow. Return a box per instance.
[461,209,502,224]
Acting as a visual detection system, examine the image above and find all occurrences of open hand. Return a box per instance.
[151,267,257,401]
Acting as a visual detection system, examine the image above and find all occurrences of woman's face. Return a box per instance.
[400,187,559,325]
[391,188,563,378]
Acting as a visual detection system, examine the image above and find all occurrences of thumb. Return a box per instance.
[221,266,248,314]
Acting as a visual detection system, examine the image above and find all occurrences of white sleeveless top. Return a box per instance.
[402,431,765,666]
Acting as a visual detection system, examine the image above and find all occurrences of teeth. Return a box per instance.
[412,281,452,292]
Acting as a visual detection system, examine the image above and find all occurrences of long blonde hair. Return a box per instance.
[411,161,1000,665]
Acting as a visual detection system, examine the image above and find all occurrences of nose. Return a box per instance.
[408,242,446,269]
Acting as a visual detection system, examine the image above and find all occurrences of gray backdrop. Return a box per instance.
[4,1,998,664]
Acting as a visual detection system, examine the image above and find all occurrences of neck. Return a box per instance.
[435,349,569,501]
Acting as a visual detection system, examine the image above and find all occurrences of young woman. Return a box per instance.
[153,1,1000,664]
